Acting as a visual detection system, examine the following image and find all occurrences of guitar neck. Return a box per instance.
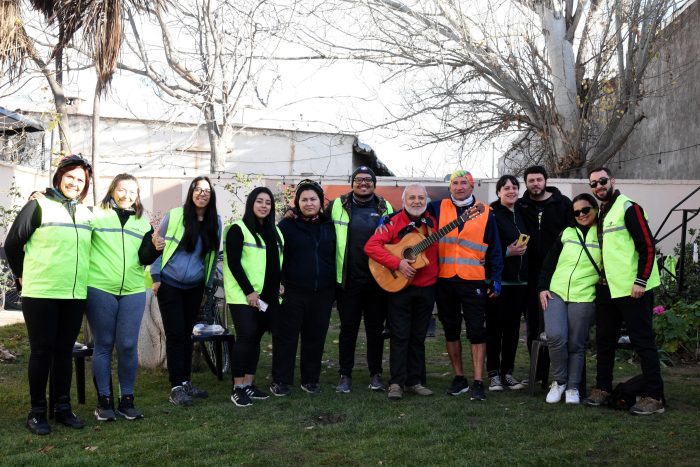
[412,212,472,255]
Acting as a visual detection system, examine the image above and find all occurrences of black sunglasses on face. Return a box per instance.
[589,177,609,188]
[574,206,594,217]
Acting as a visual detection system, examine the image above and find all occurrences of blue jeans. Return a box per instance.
[543,293,594,390]
[86,287,146,396]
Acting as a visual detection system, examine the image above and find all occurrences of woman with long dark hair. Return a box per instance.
[224,186,283,407]
[270,180,335,396]
[4,155,93,435]
[149,176,221,406]
[539,193,601,405]
[87,174,161,421]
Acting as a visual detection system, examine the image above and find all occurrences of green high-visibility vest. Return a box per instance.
[161,207,217,285]
[22,197,93,299]
[330,195,393,284]
[88,207,152,295]
[223,220,284,305]
[550,225,601,303]
[601,194,660,298]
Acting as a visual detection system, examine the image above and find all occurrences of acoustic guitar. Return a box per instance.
[369,203,486,292]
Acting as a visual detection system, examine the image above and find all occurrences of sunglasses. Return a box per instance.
[589,177,610,188]
[574,206,595,217]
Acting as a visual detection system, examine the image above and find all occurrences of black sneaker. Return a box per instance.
[94,395,117,422]
[245,385,270,400]
[301,383,321,394]
[470,380,487,401]
[447,376,470,396]
[270,382,291,397]
[231,387,253,407]
[116,395,144,420]
[26,409,50,435]
[169,385,193,406]
[183,381,209,399]
[55,405,86,429]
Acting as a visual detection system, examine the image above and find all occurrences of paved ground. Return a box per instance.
[0,309,23,327]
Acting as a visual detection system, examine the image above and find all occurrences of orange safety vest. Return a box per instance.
[438,199,489,280]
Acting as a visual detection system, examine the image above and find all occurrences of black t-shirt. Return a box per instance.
[346,197,382,284]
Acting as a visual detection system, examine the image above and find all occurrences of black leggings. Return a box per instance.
[229,303,272,378]
[157,282,205,388]
[22,297,86,407]
[486,284,527,376]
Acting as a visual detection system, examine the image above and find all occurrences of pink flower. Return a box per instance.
[653,305,666,316]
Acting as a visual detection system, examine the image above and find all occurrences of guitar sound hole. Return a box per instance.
[403,249,416,261]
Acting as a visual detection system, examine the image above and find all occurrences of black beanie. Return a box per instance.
[351,166,376,184]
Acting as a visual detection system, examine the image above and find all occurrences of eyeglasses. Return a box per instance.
[354,177,374,184]
[193,187,212,195]
[589,177,609,188]
[573,206,594,217]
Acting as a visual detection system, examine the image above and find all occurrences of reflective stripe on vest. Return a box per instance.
[223,220,284,305]
[161,207,216,284]
[601,194,660,298]
[438,199,489,280]
[88,207,151,295]
[22,197,93,299]
[330,196,393,284]
[549,225,601,302]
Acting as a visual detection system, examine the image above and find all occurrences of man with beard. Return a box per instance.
[583,167,665,415]
[331,166,393,394]
[518,166,572,362]
[364,184,439,401]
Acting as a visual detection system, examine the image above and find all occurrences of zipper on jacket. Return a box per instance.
[70,207,79,299]
[119,227,126,295]
[513,209,524,283]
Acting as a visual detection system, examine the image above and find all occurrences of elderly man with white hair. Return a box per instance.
[364,184,439,401]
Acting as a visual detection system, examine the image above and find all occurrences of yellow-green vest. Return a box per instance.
[550,225,601,302]
[330,196,393,284]
[162,207,217,284]
[602,194,660,299]
[22,197,93,299]
[223,220,284,305]
[88,207,152,295]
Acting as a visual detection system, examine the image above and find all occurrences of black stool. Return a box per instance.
[48,344,93,418]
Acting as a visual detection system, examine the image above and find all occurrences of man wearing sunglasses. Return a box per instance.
[331,166,393,394]
[584,167,665,415]
[517,166,573,365]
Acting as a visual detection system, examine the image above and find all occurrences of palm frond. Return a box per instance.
[0,0,29,80]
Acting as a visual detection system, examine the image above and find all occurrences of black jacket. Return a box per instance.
[517,186,572,272]
[490,201,529,283]
[278,216,336,292]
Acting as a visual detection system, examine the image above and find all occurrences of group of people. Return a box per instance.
[4,157,666,436]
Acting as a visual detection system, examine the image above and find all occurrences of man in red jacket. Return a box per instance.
[364,184,439,401]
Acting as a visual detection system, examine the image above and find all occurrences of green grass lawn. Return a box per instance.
[1,316,699,466]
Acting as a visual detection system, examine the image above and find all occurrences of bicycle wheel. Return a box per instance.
[201,296,231,376]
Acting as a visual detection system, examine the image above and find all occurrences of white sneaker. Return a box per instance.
[565,388,580,405]
[545,382,566,404]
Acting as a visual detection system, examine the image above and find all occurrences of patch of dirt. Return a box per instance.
[309,412,346,425]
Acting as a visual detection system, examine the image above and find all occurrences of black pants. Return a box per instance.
[337,280,387,377]
[594,285,664,399]
[388,285,434,386]
[157,282,204,388]
[486,284,527,376]
[230,303,274,378]
[22,297,86,407]
[272,287,334,385]
[525,281,542,354]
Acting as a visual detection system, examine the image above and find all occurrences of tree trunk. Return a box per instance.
[91,82,101,204]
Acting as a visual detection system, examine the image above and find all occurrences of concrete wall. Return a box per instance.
[613,0,700,179]
[1,162,697,255]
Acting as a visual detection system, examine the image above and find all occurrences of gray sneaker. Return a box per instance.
[406,384,433,396]
[630,397,665,415]
[169,386,193,406]
[368,374,386,391]
[387,384,403,400]
[183,381,208,399]
[489,375,504,392]
[336,375,352,393]
[583,388,611,407]
[503,374,525,390]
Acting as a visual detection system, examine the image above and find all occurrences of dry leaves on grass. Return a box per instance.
[84,446,98,452]
[38,445,55,453]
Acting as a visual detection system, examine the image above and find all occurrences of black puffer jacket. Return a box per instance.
[517,186,572,271]
[278,216,336,292]
[490,201,529,283]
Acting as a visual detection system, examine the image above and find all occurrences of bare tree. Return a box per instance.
[120,0,297,173]
[297,0,686,176]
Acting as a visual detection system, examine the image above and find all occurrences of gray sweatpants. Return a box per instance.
[543,293,595,390]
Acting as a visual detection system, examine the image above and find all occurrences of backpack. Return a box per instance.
[608,375,666,409]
